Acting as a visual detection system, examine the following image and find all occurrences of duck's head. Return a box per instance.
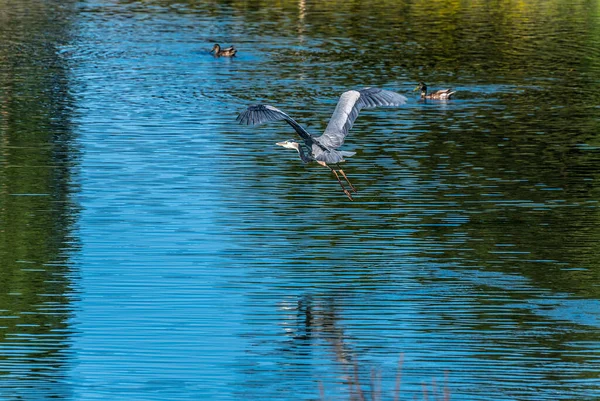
[414,82,427,92]
[210,44,221,53]
[276,140,300,150]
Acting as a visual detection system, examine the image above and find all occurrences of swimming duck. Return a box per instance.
[414,82,455,100]
[210,44,237,57]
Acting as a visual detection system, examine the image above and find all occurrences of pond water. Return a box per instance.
[1,1,600,400]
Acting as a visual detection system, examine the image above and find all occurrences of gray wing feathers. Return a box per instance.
[320,90,361,145]
[237,104,288,126]
[237,104,311,141]
[318,88,407,149]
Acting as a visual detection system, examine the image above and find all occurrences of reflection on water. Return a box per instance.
[1,0,600,400]
[0,1,79,399]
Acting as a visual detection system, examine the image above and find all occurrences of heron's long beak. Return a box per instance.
[275,141,286,147]
[413,86,420,91]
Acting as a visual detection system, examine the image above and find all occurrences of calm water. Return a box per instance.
[1,1,600,400]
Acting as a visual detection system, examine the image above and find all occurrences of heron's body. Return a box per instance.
[237,88,407,200]
[415,82,455,100]
[211,44,237,57]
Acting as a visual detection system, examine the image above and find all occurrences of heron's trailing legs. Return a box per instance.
[332,170,354,201]
[319,162,356,200]
[335,164,357,193]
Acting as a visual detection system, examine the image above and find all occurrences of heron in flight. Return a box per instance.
[237,87,407,200]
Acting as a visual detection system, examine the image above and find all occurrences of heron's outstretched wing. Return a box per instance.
[237,104,311,143]
[317,88,407,149]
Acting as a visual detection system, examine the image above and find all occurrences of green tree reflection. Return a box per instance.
[0,1,79,398]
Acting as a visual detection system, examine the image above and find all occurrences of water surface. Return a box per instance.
[1,1,600,400]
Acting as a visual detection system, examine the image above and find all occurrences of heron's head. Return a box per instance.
[276,140,300,150]
[414,82,427,92]
[210,44,220,53]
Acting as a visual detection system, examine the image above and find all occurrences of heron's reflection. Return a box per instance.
[281,294,355,378]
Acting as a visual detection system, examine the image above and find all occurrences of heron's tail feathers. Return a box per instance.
[315,149,356,164]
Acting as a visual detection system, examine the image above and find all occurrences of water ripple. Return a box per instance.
[2,1,600,401]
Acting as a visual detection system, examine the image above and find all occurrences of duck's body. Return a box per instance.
[211,44,237,57]
[415,82,455,100]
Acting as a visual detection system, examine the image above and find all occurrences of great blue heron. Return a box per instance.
[237,87,407,200]
[414,82,455,100]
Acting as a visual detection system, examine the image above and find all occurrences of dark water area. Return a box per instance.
[1,1,600,400]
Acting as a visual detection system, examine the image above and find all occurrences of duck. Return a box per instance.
[414,82,455,100]
[210,44,237,57]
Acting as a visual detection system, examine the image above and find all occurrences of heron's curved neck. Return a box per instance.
[296,145,312,163]
[420,89,427,98]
